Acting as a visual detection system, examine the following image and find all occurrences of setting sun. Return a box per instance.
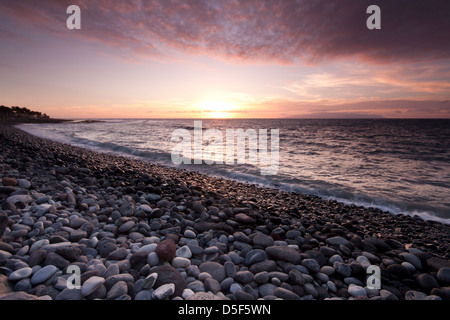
[198,101,237,119]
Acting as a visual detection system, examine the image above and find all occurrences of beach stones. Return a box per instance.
[0,125,449,302]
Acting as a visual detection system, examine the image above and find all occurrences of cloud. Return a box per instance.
[1,0,449,65]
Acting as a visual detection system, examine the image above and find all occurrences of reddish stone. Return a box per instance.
[155,239,176,262]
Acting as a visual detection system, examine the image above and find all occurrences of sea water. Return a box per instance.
[17,118,450,224]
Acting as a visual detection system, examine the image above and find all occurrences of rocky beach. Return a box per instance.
[0,124,449,301]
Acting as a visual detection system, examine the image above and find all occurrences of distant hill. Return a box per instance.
[0,105,66,123]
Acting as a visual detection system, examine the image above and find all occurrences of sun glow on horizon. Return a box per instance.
[198,100,238,119]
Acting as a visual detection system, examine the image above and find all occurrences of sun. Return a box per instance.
[199,100,236,119]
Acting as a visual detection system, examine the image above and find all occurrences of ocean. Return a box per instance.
[16,119,450,224]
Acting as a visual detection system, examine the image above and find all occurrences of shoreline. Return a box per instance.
[1,124,449,300]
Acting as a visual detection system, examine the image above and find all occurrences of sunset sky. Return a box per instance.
[0,0,449,119]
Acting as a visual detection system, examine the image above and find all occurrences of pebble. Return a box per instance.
[155,239,176,262]
[199,262,226,283]
[274,287,301,300]
[302,259,320,273]
[416,273,439,293]
[399,252,422,270]
[118,220,135,234]
[30,265,58,286]
[8,267,33,281]
[252,234,274,247]
[106,281,128,300]
[265,246,301,264]
[152,283,175,300]
[175,246,192,259]
[348,284,367,298]
[437,267,450,284]
[326,236,351,247]
[184,229,197,239]
[172,257,191,268]
[81,276,105,296]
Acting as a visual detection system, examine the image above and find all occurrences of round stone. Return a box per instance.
[106,281,128,300]
[172,257,191,269]
[348,284,367,298]
[118,220,135,233]
[252,234,274,247]
[152,283,175,300]
[302,259,320,273]
[81,276,105,296]
[437,267,450,284]
[8,267,33,281]
[184,229,197,239]
[199,262,226,283]
[175,246,192,259]
[30,265,58,285]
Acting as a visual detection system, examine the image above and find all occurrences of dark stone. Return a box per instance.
[28,250,47,267]
[107,248,129,260]
[252,233,274,247]
[249,260,277,274]
[2,177,17,186]
[56,246,81,262]
[192,201,206,214]
[289,268,305,286]
[97,238,117,258]
[387,264,412,279]
[199,262,226,283]
[265,246,301,264]
[44,252,70,270]
[244,249,267,266]
[273,287,301,300]
[0,186,16,195]
[431,287,450,300]
[155,239,176,262]
[235,271,254,284]
[426,257,450,271]
[437,267,450,284]
[363,237,391,252]
[235,290,255,300]
[153,265,186,298]
[194,221,234,234]
[0,211,8,239]
[234,213,256,225]
[129,251,148,271]
[416,273,440,293]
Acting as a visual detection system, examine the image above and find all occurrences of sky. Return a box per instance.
[0,0,449,119]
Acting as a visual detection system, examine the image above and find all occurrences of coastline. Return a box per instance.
[0,123,449,300]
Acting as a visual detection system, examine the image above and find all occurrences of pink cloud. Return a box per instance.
[1,0,449,65]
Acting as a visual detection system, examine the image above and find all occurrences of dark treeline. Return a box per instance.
[0,105,50,121]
